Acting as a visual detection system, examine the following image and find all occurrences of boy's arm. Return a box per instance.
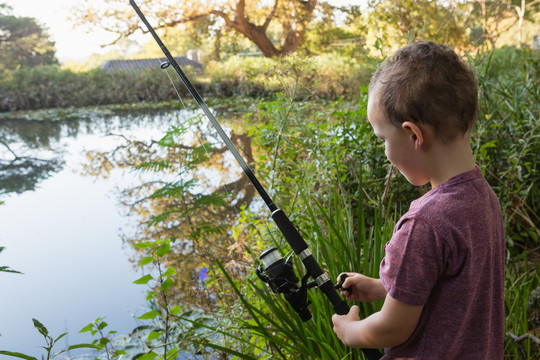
[337,273,387,302]
[332,294,423,349]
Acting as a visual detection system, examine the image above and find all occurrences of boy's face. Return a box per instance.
[367,93,429,186]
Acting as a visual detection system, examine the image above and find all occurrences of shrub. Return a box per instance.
[471,46,540,251]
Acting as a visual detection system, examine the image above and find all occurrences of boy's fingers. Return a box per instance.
[334,273,352,294]
[334,273,348,288]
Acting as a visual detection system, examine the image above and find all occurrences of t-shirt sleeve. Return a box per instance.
[380,215,445,306]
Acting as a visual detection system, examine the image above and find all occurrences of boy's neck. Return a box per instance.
[426,135,476,188]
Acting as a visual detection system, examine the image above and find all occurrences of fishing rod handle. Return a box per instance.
[272,208,381,359]
[271,208,349,315]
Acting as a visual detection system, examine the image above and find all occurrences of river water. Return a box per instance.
[0,109,198,357]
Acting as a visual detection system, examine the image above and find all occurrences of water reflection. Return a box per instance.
[79,109,256,308]
[0,110,191,195]
[0,119,64,194]
[0,108,221,356]
[0,107,257,355]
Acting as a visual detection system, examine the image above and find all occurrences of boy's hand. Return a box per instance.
[332,295,424,349]
[332,304,361,346]
[336,272,387,302]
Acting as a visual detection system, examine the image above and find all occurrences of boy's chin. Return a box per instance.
[400,171,429,187]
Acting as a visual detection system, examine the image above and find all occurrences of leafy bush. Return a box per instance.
[0,54,376,112]
[0,66,201,112]
[471,46,540,251]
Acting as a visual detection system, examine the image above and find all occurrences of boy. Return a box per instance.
[332,42,505,359]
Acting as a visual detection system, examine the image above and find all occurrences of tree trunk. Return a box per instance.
[514,0,525,48]
[213,0,318,57]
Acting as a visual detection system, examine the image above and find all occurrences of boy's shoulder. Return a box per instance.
[411,166,486,211]
[402,166,498,234]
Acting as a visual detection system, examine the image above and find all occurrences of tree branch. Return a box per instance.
[506,331,540,359]
[236,0,246,22]
[0,139,18,159]
[506,331,540,345]
[211,9,235,28]
[158,13,210,29]
[262,0,279,31]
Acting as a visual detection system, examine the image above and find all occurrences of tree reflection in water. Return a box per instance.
[0,119,66,195]
[81,111,257,310]
[0,110,183,195]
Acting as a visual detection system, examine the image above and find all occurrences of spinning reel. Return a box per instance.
[256,247,351,321]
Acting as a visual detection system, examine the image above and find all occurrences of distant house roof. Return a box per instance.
[100,56,203,73]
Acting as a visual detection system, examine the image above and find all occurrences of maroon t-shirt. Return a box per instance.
[379,166,505,359]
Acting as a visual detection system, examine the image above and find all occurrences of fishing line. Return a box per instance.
[155,55,248,247]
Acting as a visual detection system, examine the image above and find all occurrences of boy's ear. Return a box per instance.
[402,121,424,150]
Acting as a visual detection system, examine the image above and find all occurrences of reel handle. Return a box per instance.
[334,273,353,295]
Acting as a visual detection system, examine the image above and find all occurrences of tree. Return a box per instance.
[0,3,58,71]
[472,0,540,48]
[366,0,470,50]
[69,0,320,57]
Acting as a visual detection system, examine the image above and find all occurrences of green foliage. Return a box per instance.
[82,238,227,359]
[130,239,183,359]
[0,4,58,72]
[205,54,374,99]
[504,254,540,358]
[471,46,540,251]
[158,93,394,359]
[0,65,201,112]
[80,318,127,359]
[366,0,469,49]
[0,53,376,112]
[0,319,98,360]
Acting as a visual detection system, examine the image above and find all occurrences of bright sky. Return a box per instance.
[3,0,116,62]
[4,0,357,63]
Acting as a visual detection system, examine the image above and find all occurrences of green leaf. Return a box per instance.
[146,291,155,301]
[0,351,37,360]
[133,274,153,285]
[79,324,93,333]
[147,330,161,341]
[97,321,108,330]
[52,344,100,358]
[0,266,23,274]
[67,344,100,350]
[133,241,152,249]
[140,256,155,267]
[32,319,48,338]
[53,332,68,345]
[160,277,174,292]
[166,347,179,359]
[161,267,175,277]
[170,305,181,315]
[134,352,158,360]
[156,242,171,257]
[158,132,174,146]
[137,310,160,320]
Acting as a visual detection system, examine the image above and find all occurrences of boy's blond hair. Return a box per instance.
[369,42,478,143]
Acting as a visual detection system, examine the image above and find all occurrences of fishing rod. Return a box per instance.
[129,1,380,358]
